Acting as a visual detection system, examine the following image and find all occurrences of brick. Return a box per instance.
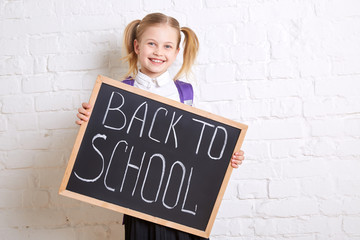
[256,199,318,217]
[239,100,271,119]
[18,131,53,150]
[0,209,67,228]
[64,204,121,225]
[48,53,109,71]
[238,63,266,80]
[61,15,122,33]
[0,169,37,190]
[75,225,108,240]
[231,43,268,63]
[111,0,141,12]
[29,35,59,55]
[344,118,360,136]
[309,118,344,137]
[0,115,7,132]
[144,0,172,10]
[33,56,48,73]
[245,118,305,140]
[58,32,118,54]
[316,0,360,17]
[188,8,248,26]
[173,0,202,10]
[54,72,84,91]
[237,23,267,45]
[23,189,50,208]
[212,218,253,236]
[2,0,24,19]
[0,133,18,151]
[4,150,36,169]
[38,111,77,130]
[269,60,297,79]
[270,97,302,118]
[315,76,360,97]
[205,25,235,45]
[0,189,23,208]
[7,113,37,131]
[269,179,301,198]
[344,216,360,235]
[0,76,21,95]
[241,140,270,161]
[2,95,34,113]
[249,1,310,22]
[198,101,240,120]
[205,64,236,83]
[319,199,344,216]
[0,56,33,75]
[336,179,360,197]
[271,139,304,159]
[237,180,268,199]
[232,161,281,181]
[282,159,329,178]
[22,75,53,93]
[35,93,74,112]
[217,200,252,218]
[343,198,360,214]
[205,0,236,8]
[0,38,27,55]
[23,0,55,17]
[337,140,360,156]
[200,82,246,101]
[249,79,313,99]
[300,177,336,198]
[333,58,360,75]
[0,19,27,38]
[299,58,331,77]
[304,97,360,117]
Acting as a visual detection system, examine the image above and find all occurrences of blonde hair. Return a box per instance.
[122,13,199,80]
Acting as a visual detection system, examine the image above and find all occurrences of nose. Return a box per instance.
[154,47,163,56]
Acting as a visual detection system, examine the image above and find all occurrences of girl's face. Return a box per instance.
[134,24,180,79]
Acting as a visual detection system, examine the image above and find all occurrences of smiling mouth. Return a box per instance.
[149,58,165,63]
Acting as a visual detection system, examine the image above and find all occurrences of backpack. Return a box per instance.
[122,77,194,106]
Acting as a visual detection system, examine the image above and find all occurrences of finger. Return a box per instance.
[231,160,239,168]
[82,102,92,111]
[77,112,89,122]
[234,150,244,156]
[75,119,84,125]
[78,107,90,116]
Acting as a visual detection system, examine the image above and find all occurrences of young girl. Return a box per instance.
[76,12,244,240]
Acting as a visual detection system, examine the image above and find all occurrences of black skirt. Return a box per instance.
[123,215,209,240]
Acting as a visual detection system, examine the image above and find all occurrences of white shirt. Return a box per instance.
[134,71,181,102]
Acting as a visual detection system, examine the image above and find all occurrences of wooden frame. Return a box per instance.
[59,75,248,238]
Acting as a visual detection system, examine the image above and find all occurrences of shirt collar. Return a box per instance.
[135,71,172,88]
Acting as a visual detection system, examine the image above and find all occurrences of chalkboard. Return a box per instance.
[59,75,248,238]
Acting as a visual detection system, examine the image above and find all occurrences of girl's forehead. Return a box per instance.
[139,24,179,41]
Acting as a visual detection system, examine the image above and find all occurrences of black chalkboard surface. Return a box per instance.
[59,75,248,238]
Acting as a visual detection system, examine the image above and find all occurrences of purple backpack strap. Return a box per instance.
[122,76,135,86]
[174,80,194,106]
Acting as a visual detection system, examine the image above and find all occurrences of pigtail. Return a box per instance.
[122,19,141,78]
[174,27,199,81]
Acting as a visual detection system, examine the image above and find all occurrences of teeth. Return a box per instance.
[151,59,163,63]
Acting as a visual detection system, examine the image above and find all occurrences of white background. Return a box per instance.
[1,0,360,239]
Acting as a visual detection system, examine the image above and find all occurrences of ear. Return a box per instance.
[134,39,140,54]
[175,47,180,56]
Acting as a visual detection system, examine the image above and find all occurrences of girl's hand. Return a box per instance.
[75,102,92,125]
[231,150,244,169]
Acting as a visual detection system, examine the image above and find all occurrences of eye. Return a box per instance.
[148,42,155,46]
[165,45,172,49]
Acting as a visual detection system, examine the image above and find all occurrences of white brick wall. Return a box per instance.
[1,0,360,239]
